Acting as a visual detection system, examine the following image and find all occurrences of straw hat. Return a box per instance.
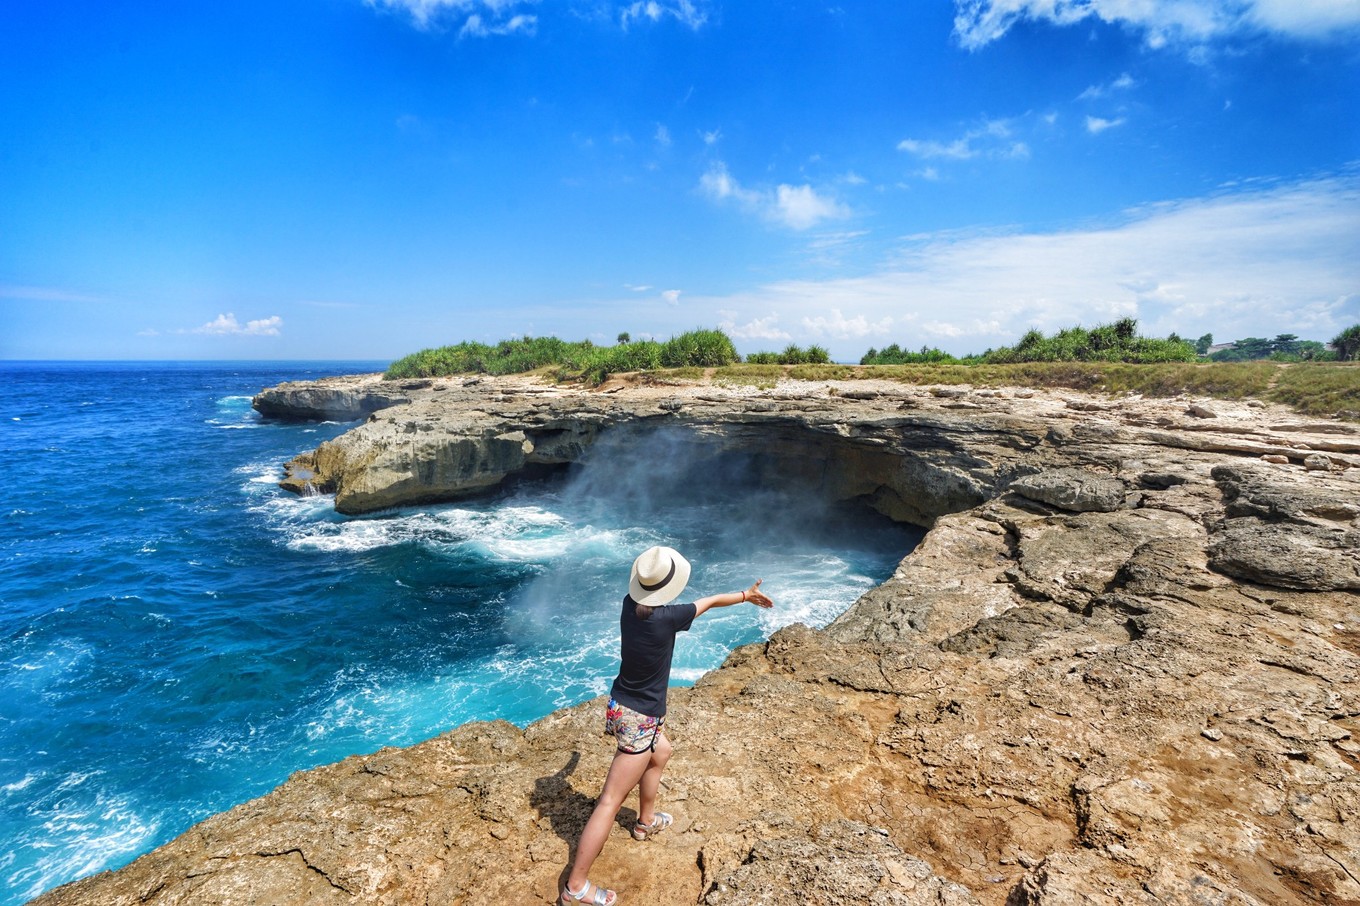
[628,545,691,606]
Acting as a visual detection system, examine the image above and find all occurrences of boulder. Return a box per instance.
[1207,519,1360,591]
[1009,468,1128,513]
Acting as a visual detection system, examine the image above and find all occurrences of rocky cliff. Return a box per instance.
[38,374,1360,905]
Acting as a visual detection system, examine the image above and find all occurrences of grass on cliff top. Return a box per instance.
[386,336,1360,422]
[1268,363,1360,418]
[712,361,1360,420]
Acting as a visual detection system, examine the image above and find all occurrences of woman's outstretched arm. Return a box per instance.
[693,578,773,618]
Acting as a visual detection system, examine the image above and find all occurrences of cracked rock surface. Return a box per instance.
[36,375,1360,906]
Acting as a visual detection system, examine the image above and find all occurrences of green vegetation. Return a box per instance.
[805,360,1358,419]
[1267,363,1360,417]
[656,328,739,368]
[859,344,957,365]
[1330,324,1360,361]
[713,363,783,389]
[382,320,1359,420]
[745,343,832,365]
[862,318,1196,366]
[384,329,738,385]
[981,318,1196,364]
[1209,333,1329,362]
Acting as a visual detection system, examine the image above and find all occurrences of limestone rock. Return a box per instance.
[1305,452,1335,471]
[1207,519,1360,590]
[1009,469,1128,513]
[251,374,411,421]
[702,821,982,905]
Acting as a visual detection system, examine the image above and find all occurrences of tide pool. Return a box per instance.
[0,362,920,904]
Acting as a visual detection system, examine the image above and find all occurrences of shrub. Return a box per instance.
[660,329,739,367]
[773,343,832,365]
[860,344,958,365]
[387,329,739,384]
[981,320,1196,364]
[1332,324,1360,361]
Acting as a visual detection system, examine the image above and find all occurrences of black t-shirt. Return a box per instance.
[609,595,697,718]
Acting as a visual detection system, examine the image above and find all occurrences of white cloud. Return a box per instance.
[699,162,850,230]
[897,137,975,160]
[801,308,894,339]
[897,118,1029,163]
[193,313,283,337]
[661,289,682,305]
[802,230,870,269]
[673,172,1360,360]
[776,184,851,230]
[654,124,672,147]
[701,128,722,145]
[621,0,708,30]
[718,314,793,342]
[1078,72,1136,100]
[1085,115,1127,133]
[366,0,539,35]
[459,12,536,37]
[953,0,1360,50]
[699,162,757,205]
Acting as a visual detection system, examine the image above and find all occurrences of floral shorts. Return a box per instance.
[605,698,663,755]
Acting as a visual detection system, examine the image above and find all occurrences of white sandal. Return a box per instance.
[561,879,616,906]
[632,811,673,841]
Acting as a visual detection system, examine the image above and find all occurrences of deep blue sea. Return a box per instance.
[0,361,920,904]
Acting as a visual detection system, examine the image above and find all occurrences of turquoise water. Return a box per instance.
[0,362,920,903]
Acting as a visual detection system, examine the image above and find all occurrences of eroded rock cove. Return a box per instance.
[37,374,1360,906]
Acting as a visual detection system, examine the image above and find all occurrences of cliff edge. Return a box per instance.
[36,375,1360,905]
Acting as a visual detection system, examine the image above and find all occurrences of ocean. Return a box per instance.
[0,361,921,904]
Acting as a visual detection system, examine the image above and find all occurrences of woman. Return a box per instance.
[560,545,774,906]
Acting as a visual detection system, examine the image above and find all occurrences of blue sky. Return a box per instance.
[2,0,1358,362]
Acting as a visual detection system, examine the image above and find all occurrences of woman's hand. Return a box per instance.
[744,578,773,609]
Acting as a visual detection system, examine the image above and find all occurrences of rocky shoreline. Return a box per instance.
[35,373,1360,905]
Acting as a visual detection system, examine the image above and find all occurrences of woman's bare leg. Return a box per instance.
[636,731,672,828]
[566,750,651,898]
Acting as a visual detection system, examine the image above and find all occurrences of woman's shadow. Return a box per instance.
[531,751,640,900]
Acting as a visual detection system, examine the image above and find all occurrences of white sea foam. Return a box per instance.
[2,774,36,794]
[12,779,159,903]
[270,499,593,559]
